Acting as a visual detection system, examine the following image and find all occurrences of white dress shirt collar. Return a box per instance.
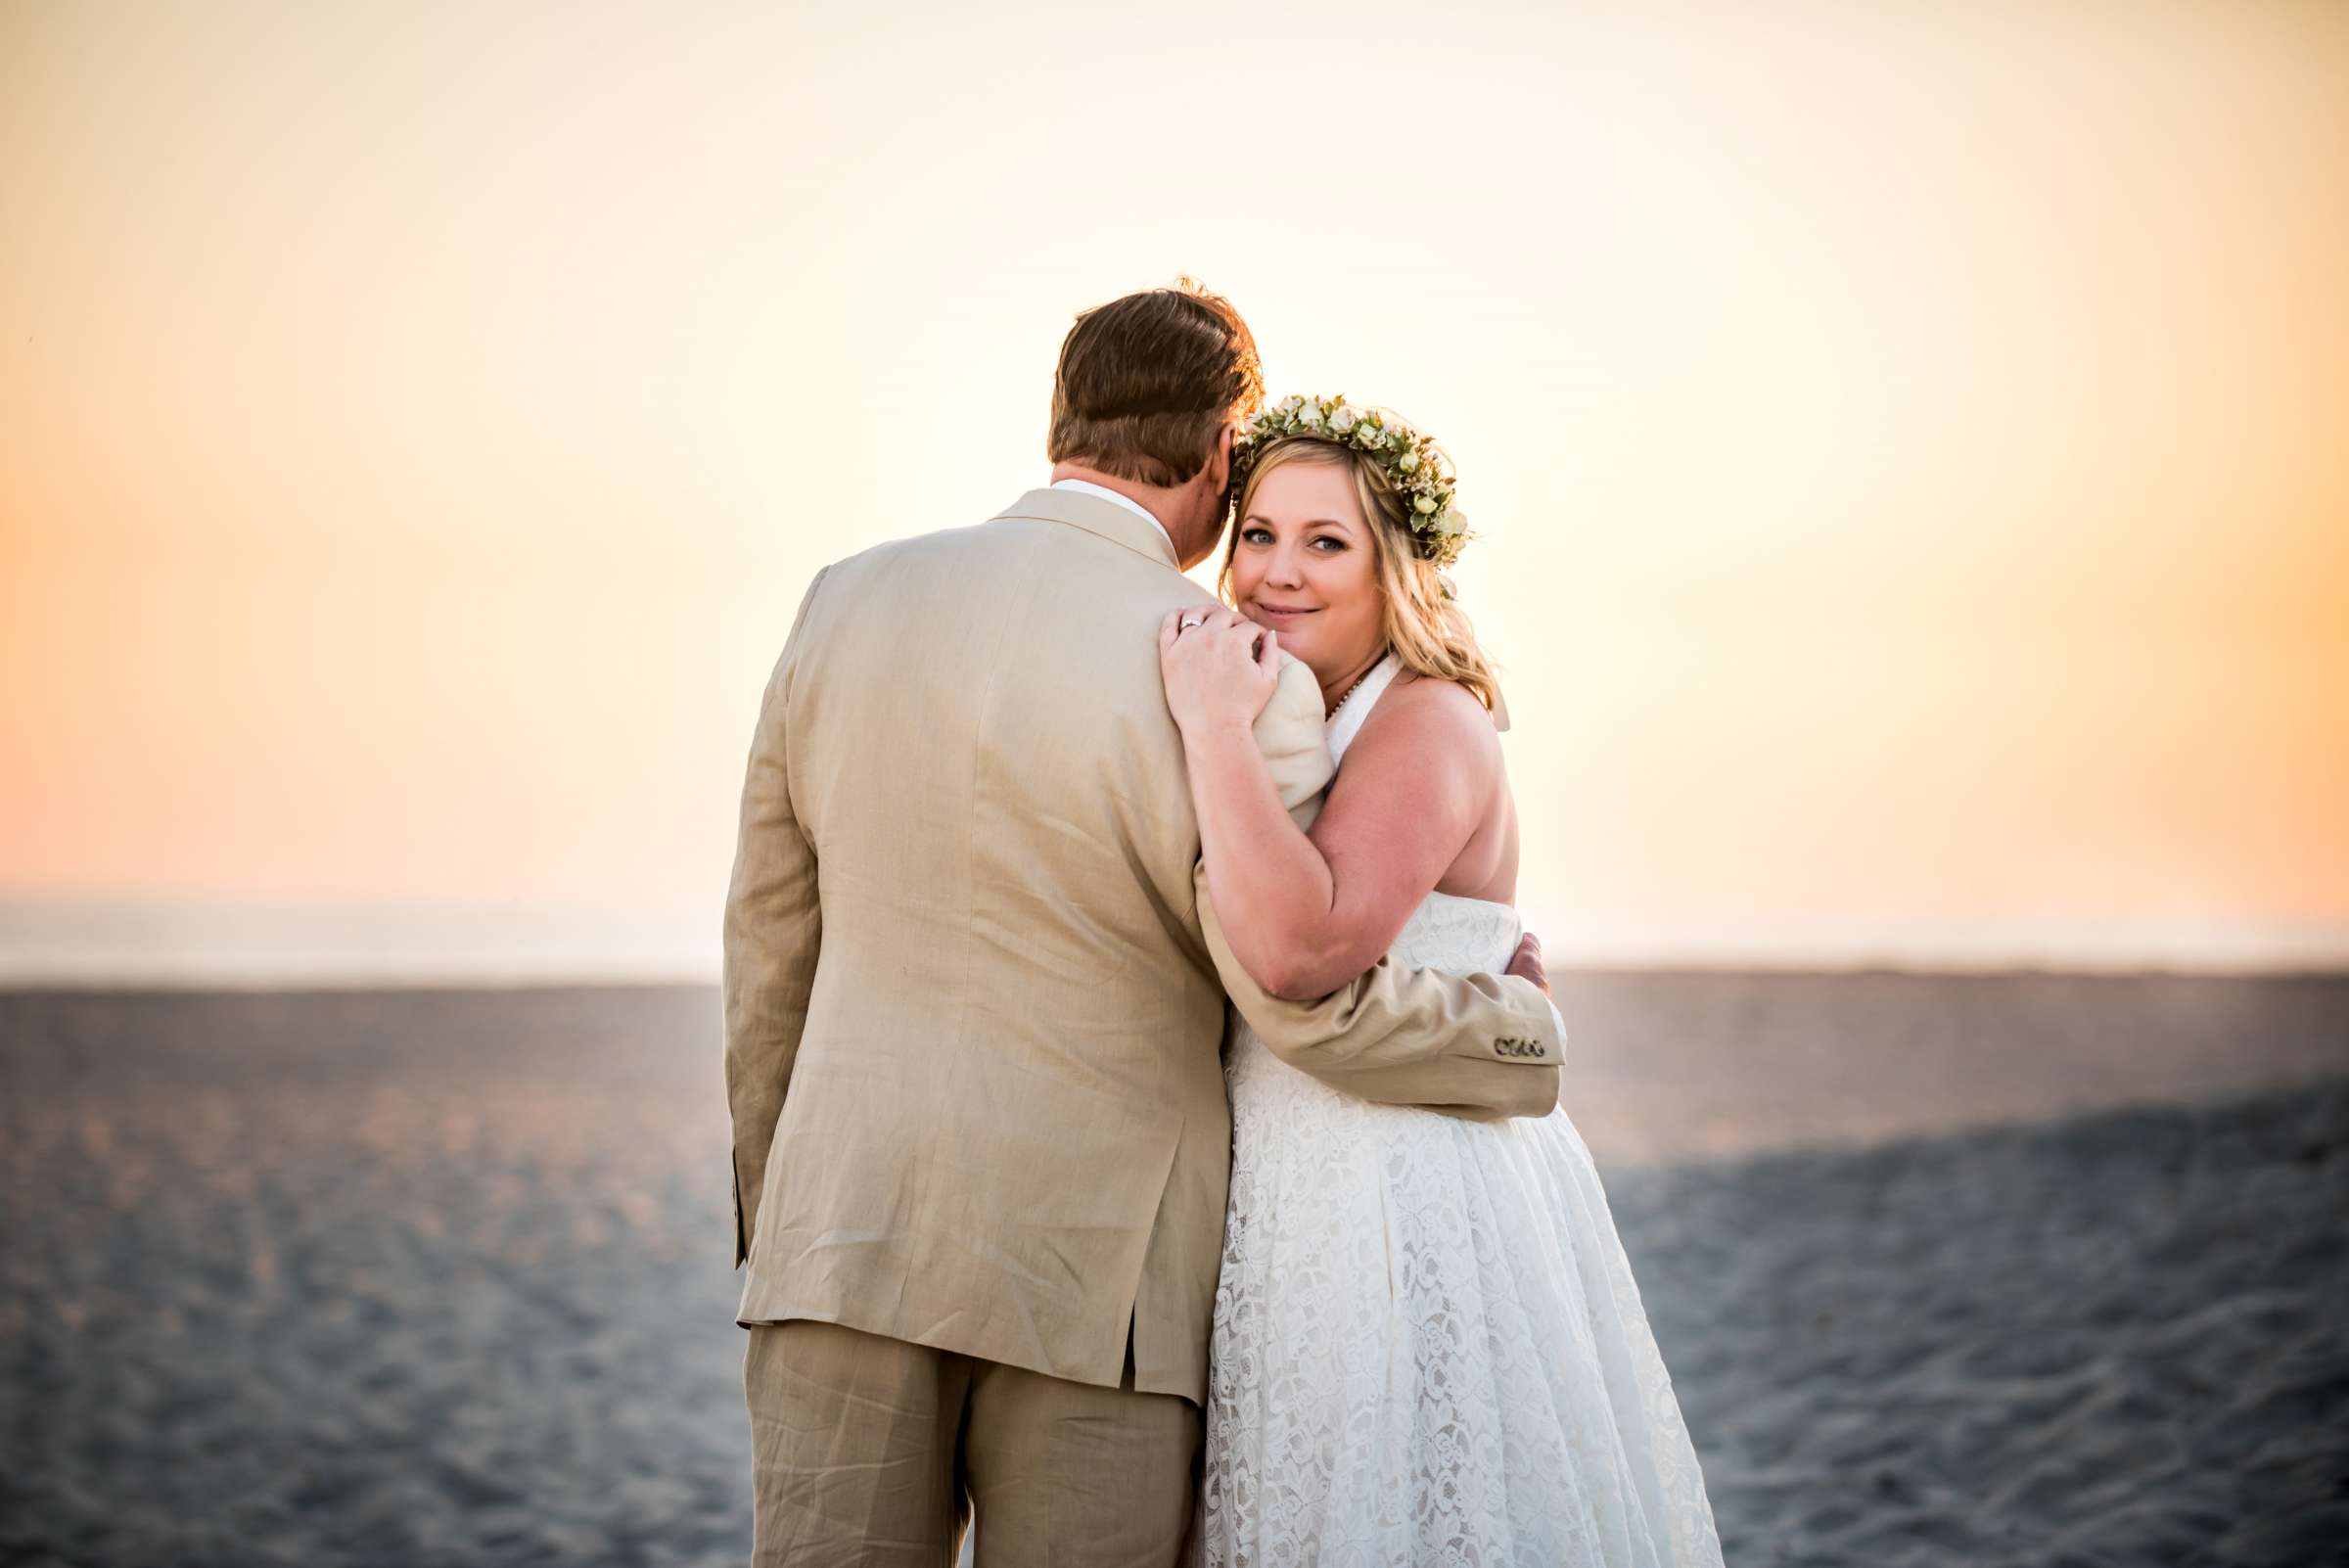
[1050,478,1176,557]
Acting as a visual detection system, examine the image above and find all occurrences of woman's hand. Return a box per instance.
[1159,606,1279,739]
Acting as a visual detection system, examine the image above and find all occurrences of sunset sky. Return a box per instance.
[4,0,2344,980]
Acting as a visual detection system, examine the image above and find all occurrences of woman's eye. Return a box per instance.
[1241,528,1275,545]
[1309,536,1346,553]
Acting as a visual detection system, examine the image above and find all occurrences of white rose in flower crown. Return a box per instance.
[1399,450,1422,473]
[1414,494,1438,515]
[1298,402,1324,427]
[1330,405,1358,432]
[1437,508,1468,535]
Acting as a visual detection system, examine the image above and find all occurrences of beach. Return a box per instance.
[4,976,2345,1567]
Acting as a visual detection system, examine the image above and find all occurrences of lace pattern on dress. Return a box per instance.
[1197,653,1724,1567]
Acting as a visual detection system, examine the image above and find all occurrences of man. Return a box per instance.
[724,281,1564,1565]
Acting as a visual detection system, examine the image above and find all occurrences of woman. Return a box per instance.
[1161,395,1725,1566]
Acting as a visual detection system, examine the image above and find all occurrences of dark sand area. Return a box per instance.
[3,977,2346,1567]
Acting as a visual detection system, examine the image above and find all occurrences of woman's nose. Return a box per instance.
[1265,542,1306,587]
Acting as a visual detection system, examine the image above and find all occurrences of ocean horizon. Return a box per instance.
[7,899,2348,990]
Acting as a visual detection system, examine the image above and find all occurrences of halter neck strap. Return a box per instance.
[1325,654,1405,763]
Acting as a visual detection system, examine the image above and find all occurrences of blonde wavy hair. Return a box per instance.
[1219,436,1503,715]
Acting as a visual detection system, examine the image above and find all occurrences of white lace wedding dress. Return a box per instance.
[1197,656,1726,1567]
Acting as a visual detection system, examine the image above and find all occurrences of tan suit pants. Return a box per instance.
[743,1318,1200,1567]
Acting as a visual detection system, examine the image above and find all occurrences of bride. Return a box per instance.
[1159,396,1726,1566]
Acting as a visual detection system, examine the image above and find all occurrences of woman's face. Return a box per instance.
[1230,457,1384,682]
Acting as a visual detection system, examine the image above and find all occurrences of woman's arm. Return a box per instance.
[1199,855,1562,1122]
[1159,609,1497,999]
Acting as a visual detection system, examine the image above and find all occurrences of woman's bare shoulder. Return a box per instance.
[1355,671,1503,773]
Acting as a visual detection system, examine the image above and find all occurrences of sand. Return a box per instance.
[2,979,2345,1567]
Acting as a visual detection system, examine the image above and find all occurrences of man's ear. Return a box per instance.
[1208,424,1235,495]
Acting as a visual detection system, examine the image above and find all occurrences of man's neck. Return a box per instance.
[1048,464,1193,563]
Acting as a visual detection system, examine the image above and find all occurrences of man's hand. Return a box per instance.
[1505,931,1550,996]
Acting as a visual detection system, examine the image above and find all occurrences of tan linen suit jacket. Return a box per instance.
[724,486,1563,1405]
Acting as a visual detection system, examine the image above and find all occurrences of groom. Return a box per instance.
[723,281,1566,1565]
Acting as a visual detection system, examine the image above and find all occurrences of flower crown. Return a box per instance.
[1229,393,1471,567]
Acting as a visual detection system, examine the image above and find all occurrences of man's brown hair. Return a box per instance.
[1046,279,1265,488]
